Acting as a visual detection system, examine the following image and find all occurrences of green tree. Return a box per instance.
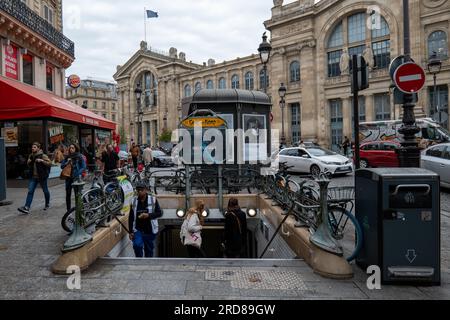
[118,126,128,144]
[158,129,172,143]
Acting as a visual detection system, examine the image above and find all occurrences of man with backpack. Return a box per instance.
[18,142,52,214]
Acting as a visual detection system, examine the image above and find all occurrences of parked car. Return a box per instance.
[277,146,353,176]
[357,141,400,168]
[421,143,450,188]
[152,150,174,167]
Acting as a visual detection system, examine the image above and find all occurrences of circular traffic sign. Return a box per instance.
[393,62,426,94]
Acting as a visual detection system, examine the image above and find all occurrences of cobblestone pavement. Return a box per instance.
[0,176,449,300]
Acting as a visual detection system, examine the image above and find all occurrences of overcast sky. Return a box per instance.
[63,0,303,82]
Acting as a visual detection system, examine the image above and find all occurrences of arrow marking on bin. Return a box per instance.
[406,250,417,264]
[399,74,422,82]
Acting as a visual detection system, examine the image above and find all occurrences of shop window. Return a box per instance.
[22,54,33,85]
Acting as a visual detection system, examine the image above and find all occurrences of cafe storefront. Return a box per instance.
[0,75,115,179]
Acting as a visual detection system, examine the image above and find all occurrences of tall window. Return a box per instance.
[146,121,151,145]
[259,69,269,90]
[374,93,391,120]
[291,103,301,143]
[22,54,33,85]
[143,71,157,108]
[428,31,448,59]
[93,101,97,109]
[184,84,191,97]
[43,4,54,26]
[290,61,300,83]
[330,99,343,152]
[206,80,213,89]
[245,72,254,90]
[218,77,226,89]
[231,75,240,89]
[327,13,391,77]
[46,64,53,92]
[429,85,449,128]
[195,82,202,92]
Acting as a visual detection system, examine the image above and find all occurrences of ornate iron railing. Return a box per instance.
[0,0,75,58]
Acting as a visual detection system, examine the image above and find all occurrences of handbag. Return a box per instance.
[60,162,73,180]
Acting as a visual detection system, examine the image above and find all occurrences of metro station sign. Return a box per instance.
[182,117,226,128]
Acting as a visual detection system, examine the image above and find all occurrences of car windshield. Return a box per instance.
[152,151,166,157]
[307,147,336,157]
[438,127,450,141]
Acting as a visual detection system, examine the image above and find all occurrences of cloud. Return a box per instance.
[63,0,280,81]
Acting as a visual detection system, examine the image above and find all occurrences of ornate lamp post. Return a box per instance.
[134,82,143,146]
[427,51,442,124]
[258,32,272,94]
[278,83,287,148]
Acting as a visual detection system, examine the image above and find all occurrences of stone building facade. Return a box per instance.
[66,79,118,128]
[0,0,72,97]
[114,0,450,150]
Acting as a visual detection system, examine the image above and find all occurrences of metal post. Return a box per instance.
[263,65,268,94]
[280,99,286,147]
[0,138,12,206]
[62,179,93,252]
[309,175,343,256]
[398,0,421,168]
[218,165,223,214]
[185,164,191,210]
[433,74,440,124]
[352,55,361,170]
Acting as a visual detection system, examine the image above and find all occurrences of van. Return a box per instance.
[359,118,450,149]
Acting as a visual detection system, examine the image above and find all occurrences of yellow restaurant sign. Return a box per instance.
[182,117,226,128]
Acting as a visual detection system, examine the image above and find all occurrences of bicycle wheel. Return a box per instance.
[327,206,363,262]
[61,207,76,233]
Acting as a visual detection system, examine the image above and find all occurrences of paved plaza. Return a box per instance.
[0,174,449,300]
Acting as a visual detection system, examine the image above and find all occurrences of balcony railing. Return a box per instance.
[0,0,74,58]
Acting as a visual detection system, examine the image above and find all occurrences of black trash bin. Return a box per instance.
[355,168,440,285]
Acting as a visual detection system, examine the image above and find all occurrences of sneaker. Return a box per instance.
[18,206,30,214]
[43,205,50,211]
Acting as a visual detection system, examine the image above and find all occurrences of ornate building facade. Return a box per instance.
[115,0,450,150]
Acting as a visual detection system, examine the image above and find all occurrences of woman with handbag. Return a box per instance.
[180,206,206,258]
[60,144,86,212]
[223,198,247,258]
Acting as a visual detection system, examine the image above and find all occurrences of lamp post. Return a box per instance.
[258,32,272,94]
[278,83,287,148]
[134,82,143,146]
[427,51,442,124]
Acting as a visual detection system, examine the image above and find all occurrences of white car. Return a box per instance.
[421,143,450,188]
[278,147,353,176]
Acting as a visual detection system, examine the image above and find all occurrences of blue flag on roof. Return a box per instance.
[146,10,158,18]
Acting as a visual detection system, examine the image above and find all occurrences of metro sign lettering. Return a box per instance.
[393,62,426,94]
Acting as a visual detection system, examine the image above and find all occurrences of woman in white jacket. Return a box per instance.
[180,202,206,258]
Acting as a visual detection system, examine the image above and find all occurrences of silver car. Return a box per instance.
[421,143,450,188]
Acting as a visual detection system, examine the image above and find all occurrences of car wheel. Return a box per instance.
[310,165,321,177]
[360,159,369,169]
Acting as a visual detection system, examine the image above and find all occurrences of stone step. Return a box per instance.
[98,257,308,268]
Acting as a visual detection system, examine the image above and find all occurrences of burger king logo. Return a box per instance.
[67,74,81,89]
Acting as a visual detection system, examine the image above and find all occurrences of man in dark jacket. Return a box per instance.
[128,182,163,257]
[224,198,248,258]
[18,142,52,214]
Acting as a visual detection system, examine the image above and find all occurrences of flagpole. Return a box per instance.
[144,7,147,43]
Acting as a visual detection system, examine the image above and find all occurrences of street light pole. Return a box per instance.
[134,83,143,146]
[428,51,442,124]
[397,0,421,168]
[258,32,272,94]
[278,83,287,148]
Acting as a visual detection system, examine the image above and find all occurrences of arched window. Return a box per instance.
[231,74,239,89]
[184,84,191,97]
[290,61,300,83]
[259,69,270,90]
[245,72,254,90]
[206,80,214,89]
[428,31,448,59]
[326,12,391,77]
[218,77,226,89]
[194,82,202,92]
[142,71,158,107]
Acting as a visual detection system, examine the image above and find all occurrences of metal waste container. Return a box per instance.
[0,138,6,202]
[355,168,440,285]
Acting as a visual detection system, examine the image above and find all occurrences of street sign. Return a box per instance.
[181,117,226,128]
[393,62,426,94]
[393,88,418,104]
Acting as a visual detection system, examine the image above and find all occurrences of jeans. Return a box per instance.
[133,232,157,258]
[25,178,50,209]
[65,179,74,212]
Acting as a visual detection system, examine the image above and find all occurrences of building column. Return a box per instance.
[299,45,318,142]
[365,94,374,122]
[342,97,352,138]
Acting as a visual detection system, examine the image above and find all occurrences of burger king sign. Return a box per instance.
[67,74,81,89]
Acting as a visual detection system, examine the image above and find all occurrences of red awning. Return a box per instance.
[0,75,116,130]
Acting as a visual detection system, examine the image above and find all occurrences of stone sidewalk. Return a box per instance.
[0,184,449,300]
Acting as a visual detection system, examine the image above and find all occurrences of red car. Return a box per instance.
[356,141,400,168]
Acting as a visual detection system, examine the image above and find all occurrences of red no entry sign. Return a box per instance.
[393,62,426,94]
